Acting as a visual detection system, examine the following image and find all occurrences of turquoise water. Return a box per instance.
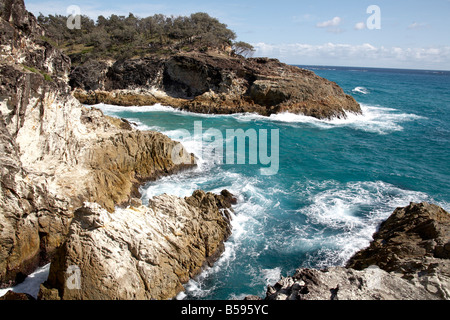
[95,66,450,300]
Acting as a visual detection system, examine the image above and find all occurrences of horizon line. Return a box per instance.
[289,63,450,73]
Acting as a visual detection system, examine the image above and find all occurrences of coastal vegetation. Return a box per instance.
[37,12,255,64]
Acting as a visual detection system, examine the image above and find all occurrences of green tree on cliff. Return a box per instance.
[232,41,255,58]
[37,11,237,62]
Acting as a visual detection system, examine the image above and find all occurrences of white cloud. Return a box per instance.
[252,42,450,70]
[316,16,344,34]
[408,22,429,29]
[316,16,341,28]
[354,22,366,30]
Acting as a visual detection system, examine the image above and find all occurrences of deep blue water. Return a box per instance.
[95,65,450,300]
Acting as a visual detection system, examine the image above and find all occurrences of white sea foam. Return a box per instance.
[143,163,265,299]
[92,103,229,119]
[124,118,162,131]
[291,180,446,267]
[352,86,370,94]
[261,267,283,286]
[91,101,442,299]
[267,104,426,134]
[93,100,426,136]
[169,170,270,299]
[0,263,50,299]
[92,103,178,113]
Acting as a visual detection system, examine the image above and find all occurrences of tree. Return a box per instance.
[232,41,255,58]
[37,11,241,62]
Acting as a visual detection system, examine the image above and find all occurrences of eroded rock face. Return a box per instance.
[264,265,444,300]
[0,112,71,287]
[260,202,450,300]
[71,53,361,119]
[41,190,234,300]
[0,0,194,287]
[0,0,75,286]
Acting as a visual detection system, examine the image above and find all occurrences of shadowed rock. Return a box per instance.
[71,53,361,120]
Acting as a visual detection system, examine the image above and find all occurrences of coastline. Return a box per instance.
[1,0,449,301]
[0,0,231,299]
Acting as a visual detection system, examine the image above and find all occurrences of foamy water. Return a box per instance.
[95,101,426,136]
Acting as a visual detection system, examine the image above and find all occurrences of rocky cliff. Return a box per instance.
[71,53,361,119]
[255,202,450,300]
[0,0,203,289]
[39,190,235,300]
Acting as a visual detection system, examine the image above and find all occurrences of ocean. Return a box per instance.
[95,65,450,300]
[3,65,449,299]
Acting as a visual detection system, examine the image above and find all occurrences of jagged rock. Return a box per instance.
[0,0,195,287]
[346,202,450,273]
[259,202,450,300]
[42,190,234,300]
[265,266,441,300]
[69,60,114,91]
[0,290,35,300]
[71,52,361,119]
[37,284,60,300]
[0,109,71,287]
[84,130,195,212]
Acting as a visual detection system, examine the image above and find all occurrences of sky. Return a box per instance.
[24,0,450,70]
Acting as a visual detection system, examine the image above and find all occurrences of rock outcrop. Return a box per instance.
[346,202,450,272]
[71,53,361,119]
[39,190,235,300]
[0,0,195,288]
[260,202,450,300]
[0,290,34,300]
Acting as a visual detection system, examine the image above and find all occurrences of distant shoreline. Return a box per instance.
[295,64,450,74]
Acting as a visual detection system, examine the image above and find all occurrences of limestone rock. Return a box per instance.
[84,130,195,212]
[43,190,234,300]
[0,111,71,286]
[0,0,195,287]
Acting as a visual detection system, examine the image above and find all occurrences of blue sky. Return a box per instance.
[25,0,450,70]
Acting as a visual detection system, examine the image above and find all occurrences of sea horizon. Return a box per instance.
[295,64,450,74]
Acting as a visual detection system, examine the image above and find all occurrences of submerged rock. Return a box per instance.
[260,202,450,300]
[41,190,234,300]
